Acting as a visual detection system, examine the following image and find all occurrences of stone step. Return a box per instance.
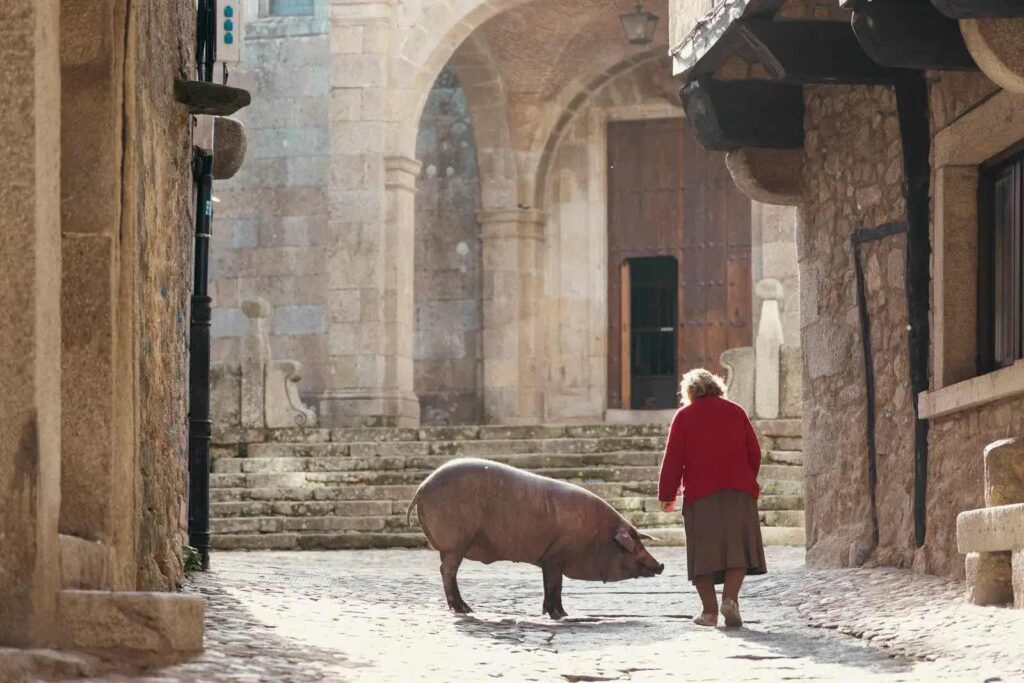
[751,419,802,438]
[210,465,668,489]
[211,532,428,551]
[641,526,805,547]
[760,510,805,527]
[765,450,803,466]
[211,450,665,475]
[209,494,804,521]
[242,436,667,460]
[209,476,802,505]
[211,525,807,551]
[772,437,803,451]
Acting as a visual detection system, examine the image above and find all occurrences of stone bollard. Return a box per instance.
[965,551,1014,606]
[754,278,785,420]
[959,437,1024,607]
[985,438,1024,507]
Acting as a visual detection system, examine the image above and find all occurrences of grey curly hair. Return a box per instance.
[679,368,727,406]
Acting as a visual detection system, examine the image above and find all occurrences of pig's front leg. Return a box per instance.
[541,563,568,620]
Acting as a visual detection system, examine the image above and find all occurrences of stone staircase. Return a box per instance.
[209,420,805,551]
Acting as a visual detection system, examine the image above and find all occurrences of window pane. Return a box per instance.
[992,162,1023,367]
[270,0,314,15]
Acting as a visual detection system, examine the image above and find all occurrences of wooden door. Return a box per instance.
[607,118,752,410]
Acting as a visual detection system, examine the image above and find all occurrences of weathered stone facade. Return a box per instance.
[1,0,213,659]
[799,85,914,569]
[669,0,1024,582]
[212,0,802,429]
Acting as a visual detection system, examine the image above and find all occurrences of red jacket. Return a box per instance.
[657,396,762,505]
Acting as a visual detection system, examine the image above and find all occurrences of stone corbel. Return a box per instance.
[725,147,803,206]
[960,18,1024,92]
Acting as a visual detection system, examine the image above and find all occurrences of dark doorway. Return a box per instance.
[628,257,679,409]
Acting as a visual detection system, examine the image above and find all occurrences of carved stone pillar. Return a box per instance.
[479,208,546,424]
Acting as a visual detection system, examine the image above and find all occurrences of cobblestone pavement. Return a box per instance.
[95,547,1024,682]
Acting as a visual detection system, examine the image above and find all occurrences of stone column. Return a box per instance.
[320,2,420,427]
[479,209,546,424]
[0,0,62,646]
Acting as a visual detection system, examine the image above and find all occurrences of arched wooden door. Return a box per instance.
[607,117,752,410]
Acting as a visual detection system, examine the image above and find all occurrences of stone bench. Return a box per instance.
[957,438,1024,607]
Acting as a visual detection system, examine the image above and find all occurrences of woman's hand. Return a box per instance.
[659,500,675,513]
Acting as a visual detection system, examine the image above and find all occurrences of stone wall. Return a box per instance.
[130,0,197,591]
[413,67,483,425]
[212,2,332,398]
[800,84,914,569]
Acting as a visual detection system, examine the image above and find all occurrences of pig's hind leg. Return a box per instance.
[440,552,473,614]
[541,564,568,620]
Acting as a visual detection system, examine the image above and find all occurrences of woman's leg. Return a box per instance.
[722,567,746,603]
[694,575,719,615]
[721,568,746,627]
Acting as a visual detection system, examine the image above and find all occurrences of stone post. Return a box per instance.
[320,2,420,427]
[754,278,785,419]
[479,208,546,424]
[0,0,62,646]
[240,298,272,428]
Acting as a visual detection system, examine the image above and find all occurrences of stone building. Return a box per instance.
[211,0,803,430]
[669,0,1024,588]
[0,0,238,666]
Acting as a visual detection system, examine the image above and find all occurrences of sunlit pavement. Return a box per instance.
[98,547,1024,682]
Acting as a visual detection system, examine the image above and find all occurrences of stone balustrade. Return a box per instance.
[957,438,1024,607]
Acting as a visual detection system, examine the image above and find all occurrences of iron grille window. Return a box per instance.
[269,0,314,15]
[979,145,1024,372]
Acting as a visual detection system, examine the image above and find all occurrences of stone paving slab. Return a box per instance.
[87,548,1024,682]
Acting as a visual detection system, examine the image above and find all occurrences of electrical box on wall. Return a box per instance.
[216,0,243,68]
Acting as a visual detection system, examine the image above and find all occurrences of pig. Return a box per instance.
[406,457,665,619]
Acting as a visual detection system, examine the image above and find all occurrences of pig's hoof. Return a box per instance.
[448,599,473,614]
[544,606,568,620]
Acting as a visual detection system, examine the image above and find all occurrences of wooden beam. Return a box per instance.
[853,0,978,71]
[737,19,900,84]
[680,78,804,151]
[932,0,1024,18]
[620,261,631,410]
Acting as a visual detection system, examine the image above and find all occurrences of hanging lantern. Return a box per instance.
[620,1,659,45]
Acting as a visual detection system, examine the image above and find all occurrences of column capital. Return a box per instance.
[477,208,548,241]
[384,155,421,191]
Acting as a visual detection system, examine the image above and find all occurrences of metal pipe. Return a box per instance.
[188,150,214,571]
[852,221,909,550]
[188,0,218,570]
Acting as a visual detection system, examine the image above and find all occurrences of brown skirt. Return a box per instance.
[683,489,767,584]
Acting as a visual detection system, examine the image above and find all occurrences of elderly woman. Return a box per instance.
[658,368,766,628]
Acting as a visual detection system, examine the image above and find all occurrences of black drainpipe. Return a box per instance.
[893,73,932,548]
[852,221,909,549]
[188,0,217,571]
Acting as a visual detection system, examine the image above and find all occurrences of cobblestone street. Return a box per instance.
[90,547,1024,682]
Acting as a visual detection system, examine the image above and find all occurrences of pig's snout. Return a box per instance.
[655,563,665,575]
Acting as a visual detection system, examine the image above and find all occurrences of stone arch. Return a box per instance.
[447,33,519,209]
[526,50,673,208]
[389,0,540,158]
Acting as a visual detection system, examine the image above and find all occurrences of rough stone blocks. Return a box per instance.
[58,590,204,654]
[964,551,1014,606]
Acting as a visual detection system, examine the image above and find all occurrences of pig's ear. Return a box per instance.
[613,527,638,554]
[638,531,659,543]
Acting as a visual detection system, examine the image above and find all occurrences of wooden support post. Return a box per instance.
[620,261,631,410]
